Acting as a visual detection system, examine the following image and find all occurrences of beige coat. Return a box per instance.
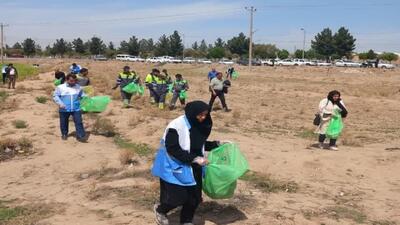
[316,98,345,134]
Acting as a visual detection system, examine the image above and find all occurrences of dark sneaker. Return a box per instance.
[62,135,68,141]
[224,108,232,112]
[154,204,169,225]
[76,136,88,143]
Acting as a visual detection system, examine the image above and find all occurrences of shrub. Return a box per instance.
[35,96,48,104]
[12,120,28,129]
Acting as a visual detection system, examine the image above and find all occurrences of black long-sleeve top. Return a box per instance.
[165,128,219,164]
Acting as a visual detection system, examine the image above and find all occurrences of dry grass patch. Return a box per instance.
[12,120,28,129]
[0,137,34,161]
[128,115,145,128]
[114,136,155,157]
[240,171,298,193]
[35,96,48,104]
[92,117,117,137]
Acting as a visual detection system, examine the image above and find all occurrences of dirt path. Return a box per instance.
[0,70,399,225]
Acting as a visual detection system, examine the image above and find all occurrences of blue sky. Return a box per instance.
[1,0,399,52]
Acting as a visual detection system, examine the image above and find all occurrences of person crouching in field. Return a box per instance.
[152,101,221,225]
[112,66,140,108]
[53,73,87,142]
[316,90,348,150]
[169,74,189,110]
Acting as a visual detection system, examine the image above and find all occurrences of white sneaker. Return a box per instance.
[154,204,169,225]
[318,143,324,149]
[329,146,338,151]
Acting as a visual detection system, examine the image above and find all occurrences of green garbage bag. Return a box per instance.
[80,96,111,112]
[54,79,62,86]
[122,82,139,94]
[137,85,145,96]
[168,84,173,93]
[179,90,188,100]
[232,71,239,80]
[203,143,249,199]
[326,112,344,139]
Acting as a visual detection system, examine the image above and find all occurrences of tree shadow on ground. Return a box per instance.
[168,201,247,225]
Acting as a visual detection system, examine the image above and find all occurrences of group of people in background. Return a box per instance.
[1,63,18,89]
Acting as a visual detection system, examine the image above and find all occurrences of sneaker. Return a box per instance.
[181,223,194,225]
[154,204,169,225]
[77,136,88,143]
[61,135,68,141]
[329,146,338,151]
[224,108,232,112]
[318,143,324,149]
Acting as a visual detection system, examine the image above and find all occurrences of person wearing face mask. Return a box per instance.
[53,73,87,142]
[316,90,348,150]
[152,101,222,225]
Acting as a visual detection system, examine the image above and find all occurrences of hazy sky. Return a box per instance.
[1,0,399,52]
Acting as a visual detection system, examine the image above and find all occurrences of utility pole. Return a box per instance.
[1,23,9,64]
[182,33,185,60]
[301,28,306,59]
[245,6,256,70]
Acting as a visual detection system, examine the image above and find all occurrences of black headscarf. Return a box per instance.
[327,90,341,104]
[185,101,213,138]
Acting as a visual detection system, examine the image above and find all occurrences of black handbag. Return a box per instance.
[313,114,321,126]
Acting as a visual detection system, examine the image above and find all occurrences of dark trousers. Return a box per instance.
[319,134,337,146]
[8,75,16,89]
[120,90,133,102]
[59,111,86,138]
[170,91,185,107]
[209,90,227,110]
[2,73,6,84]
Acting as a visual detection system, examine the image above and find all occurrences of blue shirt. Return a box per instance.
[208,71,217,80]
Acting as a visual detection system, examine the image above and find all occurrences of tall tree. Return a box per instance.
[88,36,106,55]
[119,40,129,53]
[253,44,279,59]
[208,47,225,59]
[226,32,249,56]
[72,38,86,54]
[379,52,398,62]
[108,42,115,51]
[139,38,155,57]
[214,38,225,48]
[333,27,356,59]
[169,30,183,57]
[127,36,140,55]
[311,28,335,61]
[53,38,69,57]
[192,41,199,50]
[155,34,170,56]
[22,38,36,56]
[199,40,208,53]
[13,42,22,49]
[277,49,290,59]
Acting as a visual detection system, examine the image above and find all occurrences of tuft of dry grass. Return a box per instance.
[128,115,145,128]
[114,136,155,157]
[119,149,136,165]
[0,137,34,161]
[35,96,48,104]
[12,120,28,129]
[92,117,117,137]
[240,171,298,193]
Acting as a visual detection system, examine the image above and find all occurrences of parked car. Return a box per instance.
[116,54,131,61]
[377,62,395,69]
[237,59,262,66]
[183,57,196,64]
[219,59,234,65]
[315,61,332,66]
[146,57,161,63]
[335,60,361,67]
[198,58,212,64]
[126,55,145,62]
[170,57,183,63]
[277,59,297,66]
[261,59,279,66]
[158,56,174,63]
[93,55,108,61]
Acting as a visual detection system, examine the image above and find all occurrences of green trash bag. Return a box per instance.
[54,79,62,86]
[179,90,188,100]
[168,84,173,93]
[232,71,239,80]
[326,112,344,139]
[122,82,139,94]
[80,96,111,112]
[203,143,249,199]
[137,85,145,96]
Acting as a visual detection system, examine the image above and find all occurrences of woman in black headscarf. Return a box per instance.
[153,101,220,225]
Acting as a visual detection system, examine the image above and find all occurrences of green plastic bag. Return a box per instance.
[122,82,139,94]
[168,84,173,93]
[203,143,249,199]
[232,71,239,80]
[326,112,344,139]
[80,96,111,112]
[179,90,188,100]
[54,79,62,86]
[137,85,144,96]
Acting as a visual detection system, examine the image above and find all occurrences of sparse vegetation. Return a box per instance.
[0,137,34,161]
[92,117,117,137]
[114,136,154,157]
[12,120,28,129]
[325,206,367,224]
[35,96,48,104]
[0,201,61,224]
[0,91,8,102]
[240,171,298,193]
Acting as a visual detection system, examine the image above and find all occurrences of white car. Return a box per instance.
[183,57,196,64]
[378,62,395,69]
[219,59,234,65]
[261,59,278,66]
[127,55,145,62]
[277,59,296,66]
[198,59,212,64]
[146,57,161,63]
[158,56,174,63]
[170,57,182,63]
[116,54,131,61]
[315,61,332,66]
[335,60,361,67]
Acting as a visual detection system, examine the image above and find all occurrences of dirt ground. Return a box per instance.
[0,59,399,225]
